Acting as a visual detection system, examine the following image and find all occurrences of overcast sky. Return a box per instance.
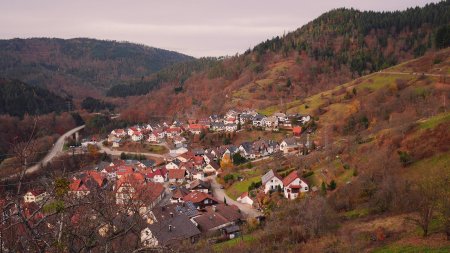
[0,0,442,57]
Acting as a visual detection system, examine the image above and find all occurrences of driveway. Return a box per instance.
[209,176,262,219]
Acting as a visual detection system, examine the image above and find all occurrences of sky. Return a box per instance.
[0,0,442,57]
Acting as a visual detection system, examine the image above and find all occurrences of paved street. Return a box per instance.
[209,176,262,218]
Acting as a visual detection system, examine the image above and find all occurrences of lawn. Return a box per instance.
[407,151,450,180]
[418,112,450,130]
[226,176,261,200]
[213,235,255,252]
[372,245,450,253]
[117,142,168,154]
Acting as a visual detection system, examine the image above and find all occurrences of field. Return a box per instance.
[116,142,168,154]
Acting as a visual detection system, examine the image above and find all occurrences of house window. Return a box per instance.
[304,187,308,191]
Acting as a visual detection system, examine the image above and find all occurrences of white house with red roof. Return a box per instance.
[131,131,144,142]
[261,169,284,194]
[147,132,160,143]
[146,168,167,183]
[111,129,127,138]
[128,127,141,136]
[236,192,254,206]
[189,124,204,135]
[282,171,309,199]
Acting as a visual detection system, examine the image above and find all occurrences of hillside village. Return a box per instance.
[7,109,318,249]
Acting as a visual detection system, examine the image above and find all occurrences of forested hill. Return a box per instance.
[0,38,193,98]
[0,78,69,117]
[117,1,450,122]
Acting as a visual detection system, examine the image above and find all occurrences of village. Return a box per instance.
[16,109,319,248]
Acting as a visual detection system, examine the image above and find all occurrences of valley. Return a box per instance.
[0,1,449,253]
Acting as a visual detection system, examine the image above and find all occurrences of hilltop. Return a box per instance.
[116,1,450,122]
[0,38,194,98]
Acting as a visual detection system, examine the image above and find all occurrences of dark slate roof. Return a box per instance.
[141,160,156,168]
[152,202,199,221]
[147,214,200,246]
[261,169,282,185]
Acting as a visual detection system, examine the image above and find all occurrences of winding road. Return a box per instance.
[26,125,85,174]
[209,176,262,218]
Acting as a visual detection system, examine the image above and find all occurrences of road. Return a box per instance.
[209,176,262,218]
[379,71,447,78]
[26,125,85,174]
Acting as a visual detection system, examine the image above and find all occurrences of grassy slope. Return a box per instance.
[216,49,450,253]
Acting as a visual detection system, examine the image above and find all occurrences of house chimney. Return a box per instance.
[170,212,174,218]
[212,205,216,212]
[169,225,172,232]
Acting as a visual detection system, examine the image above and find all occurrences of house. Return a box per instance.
[192,204,242,232]
[146,168,167,183]
[116,165,134,179]
[187,179,211,193]
[23,190,48,203]
[178,152,195,163]
[115,174,165,210]
[112,139,121,148]
[264,116,279,129]
[128,127,140,136]
[131,132,144,142]
[147,133,160,143]
[170,187,191,203]
[150,202,200,223]
[293,126,302,136]
[224,117,237,125]
[225,124,238,132]
[252,114,266,127]
[282,171,309,199]
[173,136,187,147]
[280,137,299,153]
[183,192,218,209]
[261,169,283,194]
[166,127,182,138]
[168,169,187,183]
[209,115,221,123]
[189,124,204,135]
[141,214,200,247]
[166,160,181,170]
[111,129,127,137]
[273,112,288,123]
[203,161,220,175]
[236,192,253,206]
[239,113,253,124]
[210,122,225,132]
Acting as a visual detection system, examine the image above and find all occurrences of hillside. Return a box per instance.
[187,48,450,253]
[0,38,194,98]
[0,78,69,117]
[117,1,450,122]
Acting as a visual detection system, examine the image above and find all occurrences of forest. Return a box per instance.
[0,38,193,98]
[0,78,69,117]
[116,1,450,122]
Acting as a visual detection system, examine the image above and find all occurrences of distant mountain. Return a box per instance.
[0,38,194,98]
[0,78,69,117]
[116,1,450,121]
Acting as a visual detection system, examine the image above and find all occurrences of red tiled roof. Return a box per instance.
[293,126,302,134]
[183,191,216,204]
[189,124,204,130]
[116,165,134,176]
[168,169,186,179]
[282,170,299,186]
[193,156,204,165]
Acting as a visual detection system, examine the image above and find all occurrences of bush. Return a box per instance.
[398,151,413,166]
[223,174,235,184]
